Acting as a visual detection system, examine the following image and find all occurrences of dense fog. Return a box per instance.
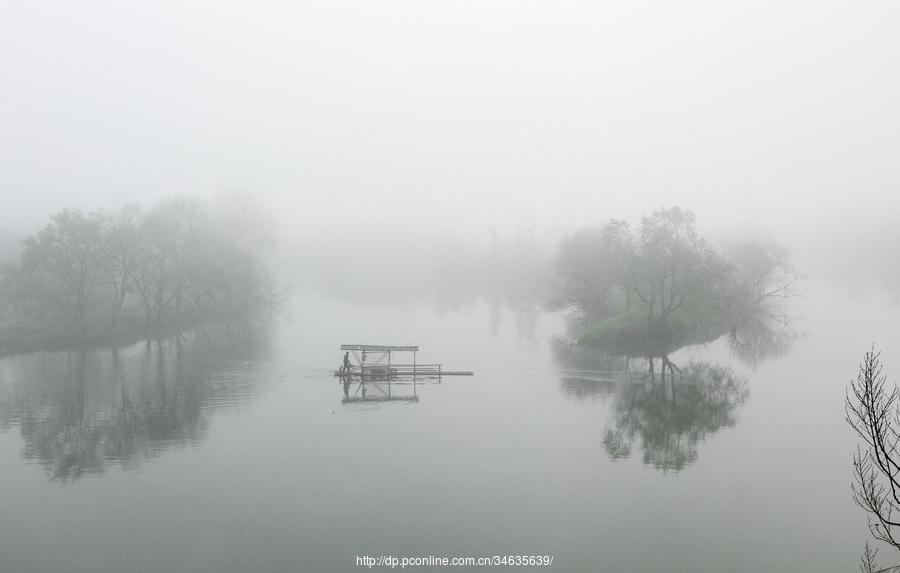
[2,2,900,572]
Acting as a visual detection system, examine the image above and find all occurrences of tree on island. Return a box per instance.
[552,207,797,374]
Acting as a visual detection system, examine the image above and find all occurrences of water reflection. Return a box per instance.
[561,361,748,472]
[610,364,747,471]
[552,259,796,471]
[554,313,761,473]
[338,373,420,406]
[727,307,797,369]
[0,326,271,481]
[488,291,540,346]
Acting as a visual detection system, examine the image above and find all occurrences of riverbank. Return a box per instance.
[0,312,275,356]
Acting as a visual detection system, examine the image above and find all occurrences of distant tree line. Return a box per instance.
[0,196,278,353]
[551,207,798,373]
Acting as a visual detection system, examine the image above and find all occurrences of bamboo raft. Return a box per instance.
[341,395,420,404]
[332,365,474,378]
[334,344,473,379]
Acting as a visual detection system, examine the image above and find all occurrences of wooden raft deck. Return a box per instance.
[333,364,473,378]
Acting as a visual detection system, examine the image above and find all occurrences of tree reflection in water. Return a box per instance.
[0,326,270,481]
[555,305,786,472]
[727,306,796,369]
[559,358,749,471]
[602,362,748,471]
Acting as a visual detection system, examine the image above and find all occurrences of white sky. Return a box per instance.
[1,0,898,243]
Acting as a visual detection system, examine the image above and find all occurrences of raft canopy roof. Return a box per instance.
[340,344,419,352]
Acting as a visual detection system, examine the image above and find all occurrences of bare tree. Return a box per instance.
[860,541,879,573]
[16,209,106,338]
[553,220,632,319]
[846,347,900,551]
[630,207,730,331]
[100,204,142,330]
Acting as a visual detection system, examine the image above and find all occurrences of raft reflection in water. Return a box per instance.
[338,372,420,405]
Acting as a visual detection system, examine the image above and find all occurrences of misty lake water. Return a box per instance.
[0,281,895,573]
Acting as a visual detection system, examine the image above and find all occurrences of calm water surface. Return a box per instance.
[0,282,896,572]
